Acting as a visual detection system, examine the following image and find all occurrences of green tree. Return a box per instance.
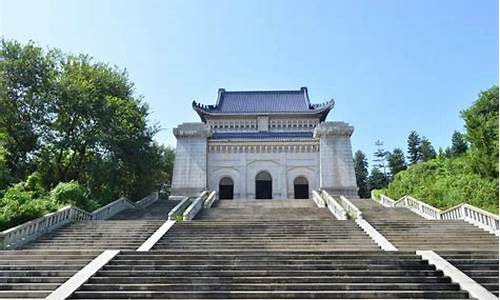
[388,148,407,177]
[369,166,387,190]
[407,131,421,165]
[353,150,369,198]
[420,137,436,162]
[461,86,499,178]
[0,39,56,179]
[449,131,468,157]
[373,140,389,178]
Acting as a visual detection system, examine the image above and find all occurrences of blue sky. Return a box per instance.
[1,0,498,166]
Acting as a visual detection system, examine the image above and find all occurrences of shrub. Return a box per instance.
[378,157,499,213]
[49,181,98,211]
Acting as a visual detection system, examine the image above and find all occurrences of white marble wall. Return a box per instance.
[207,150,320,200]
[171,123,211,196]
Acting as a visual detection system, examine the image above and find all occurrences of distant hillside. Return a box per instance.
[376,86,499,214]
[377,156,498,213]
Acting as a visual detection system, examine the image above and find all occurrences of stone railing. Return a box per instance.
[312,190,326,207]
[320,190,348,220]
[0,192,159,249]
[183,191,211,220]
[372,193,499,235]
[0,205,92,249]
[339,195,363,219]
[402,196,441,220]
[135,192,159,208]
[203,191,217,208]
[168,196,191,220]
[91,197,136,220]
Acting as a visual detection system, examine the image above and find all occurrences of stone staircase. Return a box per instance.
[195,199,334,220]
[68,198,473,299]
[69,250,470,299]
[110,198,180,220]
[0,250,100,299]
[21,220,164,250]
[367,219,498,251]
[350,198,424,221]
[21,199,180,251]
[439,251,499,296]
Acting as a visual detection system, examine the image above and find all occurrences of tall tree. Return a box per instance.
[462,86,499,178]
[407,131,421,165]
[353,150,369,198]
[420,137,436,162]
[373,140,389,178]
[0,39,56,179]
[388,148,407,177]
[450,131,468,157]
[368,166,387,190]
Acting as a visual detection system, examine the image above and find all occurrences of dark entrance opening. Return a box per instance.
[255,171,272,199]
[294,176,309,199]
[219,177,234,200]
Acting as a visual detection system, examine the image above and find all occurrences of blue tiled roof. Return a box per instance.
[215,89,310,113]
[212,131,313,140]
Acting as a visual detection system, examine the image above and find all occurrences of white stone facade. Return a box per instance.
[171,88,359,199]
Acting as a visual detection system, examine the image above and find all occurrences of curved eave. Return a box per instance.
[193,101,335,122]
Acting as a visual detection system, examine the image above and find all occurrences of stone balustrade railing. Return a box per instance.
[203,191,217,208]
[320,190,348,220]
[372,193,499,235]
[168,196,191,220]
[339,195,363,219]
[0,192,160,249]
[402,196,441,220]
[135,192,159,208]
[183,191,211,220]
[91,197,136,220]
[311,190,326,208]
[0,205,92,249]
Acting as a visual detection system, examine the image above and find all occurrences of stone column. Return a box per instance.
[314,121,358,197]
[171,122,211,196]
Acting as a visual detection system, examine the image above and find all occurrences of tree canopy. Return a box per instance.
[0,39,175,230]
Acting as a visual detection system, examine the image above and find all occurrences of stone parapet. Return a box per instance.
[314,121,354,138]
[173,122,212,138]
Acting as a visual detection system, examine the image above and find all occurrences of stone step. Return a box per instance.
[70,290,469,299]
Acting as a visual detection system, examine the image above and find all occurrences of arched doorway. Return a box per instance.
[219,177,234,200]
[255,171,272,199]
[294,176,309,199]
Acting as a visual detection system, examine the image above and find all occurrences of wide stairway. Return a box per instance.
[110,197,180,220]
[70,198,472,299]
[0,250,100,299]
[195,199,333,220]
[351,197,499,296]
[21,198,179,251]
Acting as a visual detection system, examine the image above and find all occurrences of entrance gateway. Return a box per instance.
[171,87,359,199]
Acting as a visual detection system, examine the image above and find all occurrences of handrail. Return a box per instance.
[403,196,441,220]
[372,193,499,235]
[312,190,326,207]
[91,197,136,220]
[135,192,159,208]
[339,195,363,219]
[168,196,191,220]
[0,192,159,249]
[0,205,92,249]
[183,193,208,221]
[320,190,348,220]
[203,191,217,208]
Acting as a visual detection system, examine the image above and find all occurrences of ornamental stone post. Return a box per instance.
[314,121,358,197]
[171,122,212,196]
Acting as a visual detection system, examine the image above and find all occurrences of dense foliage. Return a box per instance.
[376,86,499,213]
[0,39,175,230]
[381,157,498,213]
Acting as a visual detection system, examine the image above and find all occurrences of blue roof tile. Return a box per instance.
[211,131,313,140]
